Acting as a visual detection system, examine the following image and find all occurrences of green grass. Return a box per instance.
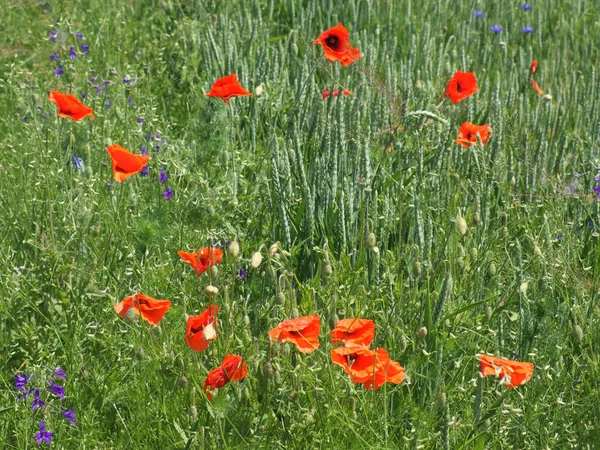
[1,0,600,448]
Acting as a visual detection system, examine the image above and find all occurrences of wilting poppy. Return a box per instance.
[455,122,492,148]
[268,314,320,353]
[205,74,251,105]
[477,354,534,388]
[314,23,361,67]
[178,247,223,276]
[114,293,172,326]
[48,91,94,121]
[186,305,219,352]
[105,144,151,182]
[203,354,247,400]
[531,79,544,95]
[330,318,375,347]
[445,71,478,104]
[529,60,538,74]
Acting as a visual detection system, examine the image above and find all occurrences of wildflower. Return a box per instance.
[137,117,143,125]
[314,23,361,67]
[114,293,172,326]
[76,32,83,40]
[53,368,67,380]
[238,266,247,279]
[15,373,31,397]
[48,91,94,121]
[556,233,563,242]
[62,408,76,425]
[185,305,219,352]
[31,389,44,411]
[81,44,89,54]
[34,421,53,445]
[72,155,84,171]
[105,144,151,182]
[342,89,351,95]
[128,97,133,105]
[333,89,340,97]
[203,354,247,400]
[54,63,65,77]
[531,79,544,95]
[140,165,149,176]
[474,10,484,18]
[455,122,492,148]
[105,101,111,109]
[79,92,87,100]
[330,318,376,347]
[522,3,532,11]
[48,381,65,399]
[49,29,58,42]
[162,186,174,200]
[178,247,223,276]
[322,89,331,100]
[141,145,148,154]
[250,251,263,268]
[205,74,252,105]
[593,186,600,199]
[268,314,321,353]
[522,26,534,33]
[159,169,168,183]
[490,24,503,34]
[529,59,538,74]
[445,71,478,104]
[49,51,60,62]
[69,46,76,59]
[227,240,240,258]
[477,354,534,388]
[123,75,130,84]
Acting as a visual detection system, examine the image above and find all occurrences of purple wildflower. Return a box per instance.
[141,145,148,155]
[105,101,111,109]
[62,408,76,425]
[159,169,168,183]
[522,26,533,33]
[72,155,83,171]
[48,381,65,399]
[137,117,143,125]
[588,221,595,230]
[76,31,83,40]
[34,421,53,445]
[69,46,76,59]
[556,233,563,242]
[155,144,160,152]
[49,51,60,62]
[94,85,106,95]
[53,367,67,380]
[162,186,174,200]
[21,115,28,122]
[80,92,88,100]
[89,76,97,83]
[238,267,247,280]
[15,373,31,393]
[127,96,133,105]
[490,24,502,34]
[103,79,111,85]
[122,75,130,84]
[140,165,149,176]
[522,3,532,11]
[49,30,58,42]
[54,64,64,77]
[474,10,484,19]
[31,389,44,411]
[106,182,113,191]
[593,186,600,199]
[594,174,600,183]
[81,44,89,54]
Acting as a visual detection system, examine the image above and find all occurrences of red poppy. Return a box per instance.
[178,247,223,276]
[114,293,172,326]
[314,23,362,67]
[322,89,331,100]
[48,91,94,121]
[529,60,538,74]
[205,74,251,105]
[185,305,219,352]
[105,144,151,183]
[455,122,492,148]
[342,89,351,96]
[477,354,534,388]
[330,318,376,347]
[445,71,478,104]
[268,314,320,353]
[203,354,247,400]
[333,90,340,97]
[531,79,544,95]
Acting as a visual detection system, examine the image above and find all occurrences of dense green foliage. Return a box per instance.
[1,0,600,448]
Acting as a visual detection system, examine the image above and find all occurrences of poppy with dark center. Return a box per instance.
[114,293,172,326]
[205,74,251,105]
[455,122,492,148]
[178,247,223,276]
[48,91,94,121]
[477,354,534,388]
[268,314,320,353]
[185,305,219,352]
[203,354,247,400]
[106,144,151,182]
[531,79,544,95]
[445,71,478,104]
[330,318,376,347]
[314,23,361,67]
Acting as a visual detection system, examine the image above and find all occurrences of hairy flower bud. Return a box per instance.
[227,240,240,258]
[204,285,219,297]
[572,324,584,342]
[250,251,263,268]
[366,232,377,248]
[456,217,468,236]
[417,326,428,341]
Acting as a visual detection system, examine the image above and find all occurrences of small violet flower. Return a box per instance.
[81,44,89,54]
[49,51,60,62]
[105,101,111,109]
[141,145,148,155]
[491,24,502,34]
[72,155,83,171]
[32,389,45,411]
[48,381,65,399]
[69,46,76,59]
[49,30,58,42]
[522,26,533,33]
[474,10,484,19]
[522,3,532,11]
[34,421,54,445]
[53,367,67,380]
[76,32,83,40]
[238,267,247,280]
[140,165,149,177]
[162,186,174,200]
[62,408,76,426]
[593,186,600,199]
[54,64,64,77]
[137,117,143,125]
[15,373,31,393]
[159,169,168,183]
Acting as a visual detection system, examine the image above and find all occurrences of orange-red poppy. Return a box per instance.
[529,60,538,74]
[268,314,320,353]
[477,354,534,388]
[322,89,331,100]
[114,293,172,326]
[445,71,478,104]
[330,318,375,347]
[105,144,151,183]
[178,247,223,276]
[455,122,492,148]
[185,305,219,352]
[314,23,361,67]
[203,354,247,400]
[342,89,351,96]
[48,91,94,121]
[531,79,544,95]
[205,74,251,105]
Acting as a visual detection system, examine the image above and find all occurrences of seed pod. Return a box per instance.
[243,314,250,326]
[487,262,497,277]
[472,211,481,225]
[413,261,422,279]
[204,285,219,297]
[417,326,428,341]
[366,232,377,248]
[189,405,198,421]
[262,362,274,378]
[227,241,240,258]
[178,375,189,389]
[456,217,468,236]
[399,334,407,351]
[572,324,584,342]
[456,257,465,271]
[250,251,263,268]
[323,264,333,279]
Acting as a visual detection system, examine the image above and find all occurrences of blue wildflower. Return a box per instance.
[15,373,30,393]
[69,46,76,59]
[105,101,111,109]
[76,31,83,40]
[49,30,58,42]
[522,3,532,11]
[34,421,53,445]
[474,10,484,18]
[54,64,64,77]
[238,267,247,280]
[128,97,133,105]
[31,389,44,411]
[137,117,143,125]
[556,233,563,242]
[72,155,84,171]
[159,169,168,183]
[81,44,89,54]
[162,186,173,200]
[53,368,67,380]
[141,145,148,155]
[122,75,130,84]
[49,51,60,62]
[48,381,65,399]
[593,186,600,199]
[490,24,502,34]
[140,165,149,177]
[62,408,76,426]
[522,26,533,33]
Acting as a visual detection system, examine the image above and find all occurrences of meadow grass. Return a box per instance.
[1,0,600,448]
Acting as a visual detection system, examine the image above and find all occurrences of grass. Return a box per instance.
[1,0,600,448]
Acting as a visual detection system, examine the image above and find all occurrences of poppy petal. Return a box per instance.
[106,144,150,182]
[48,91,94,121]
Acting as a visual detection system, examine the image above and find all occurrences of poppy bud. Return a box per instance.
[485,305,493,321]
[228,241,240,258]
[262,361,274,378]
[210,265,219,279]
[488,262,497,277]
[255,85,264,96]
[277,292,286,305]
[470,247,478,258]
[290,43,298,56]
[291,307,300,318]
[323,264,333,278]
[243,314,250,326]
[189,405,198,421]
[456,217,468,236]
[125,308,137,323]
[270,242,279,256]
[204,285,219,297]
[415,79,423,91]
[366,232,376,248]
[399,334,407,351]
[519,281,528,295]
[511,176,517,186]
[413,261,422,279]
[534,246,542,257]
[417,326,428,341]
[472,211,481,225]
[456,257,465,271]
[178,375,189,389]
[572,324,584,342]
[250,251,263,268]
[542,94,552,102]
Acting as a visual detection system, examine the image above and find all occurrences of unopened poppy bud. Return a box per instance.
[277,292,286,304]
[417,326,428,341]
[399,334,407,351]
[178,375,189,389]
[189,405,198,421]
[290,43,298,56]
[488,262,496,277]
[323,264,333,278]
[228,240,240,258]
[572,324,584,342]
[542,94,552,102]
[243,314,250,326]
[204,285,219,297]
[413,261,422,279]
[291,308,300,318]
[415,79,423,91]
[485,305,493,321]
[519,281,528,294]
[444,318,451,328]
[437,389,447,410]
[255,85,264,96]
[456,217,468,236]
[210,265,219,279]
[262,361,274,378]
[534,246,542,257]
[511,176,517,186]
[125,308,137,323]
[470,247,478,258]
[250,251,263,268]
[472,211,480,225]
[328,314,340,330]
[456,257,465,271]
[269,242,279,256]
[366,232,376,248]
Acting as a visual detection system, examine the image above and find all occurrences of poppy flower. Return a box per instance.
[48,91,94,121]
[314,23,361,67]
[477,354,534,388]
[531,79,544,96]
[330,318,376,347]
[185,305,219,352]
[455,122,492,148]
[529,60,538,74]
[106,144,151,182]
[445,71,478,104]
[322,89,331,100]
[268,314,320,353]
[205,74,251,105]
[178,247,223,277]
[114,293,172,326]
[342,89,351,96]
[203,354,247,400]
